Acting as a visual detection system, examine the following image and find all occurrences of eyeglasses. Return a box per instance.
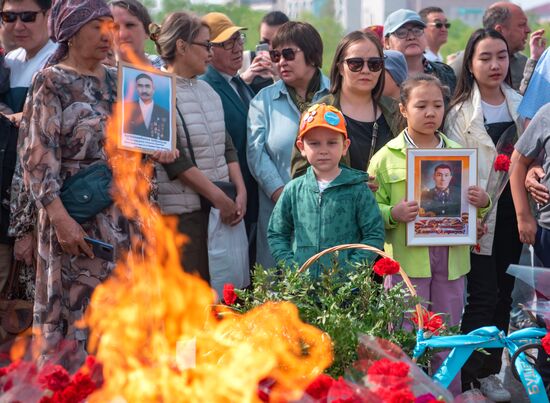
[392,26,424,39]
[269,47,302,63]
[214,32,246,51]
[0,10,46,23]
[343,57,385,73]
[192,41,214,51]
[428,22,451,29]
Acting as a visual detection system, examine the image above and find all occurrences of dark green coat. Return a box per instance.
[267,165,385,276]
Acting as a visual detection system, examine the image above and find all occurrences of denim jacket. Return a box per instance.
[246,72,330,268]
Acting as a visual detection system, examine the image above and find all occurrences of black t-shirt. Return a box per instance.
[345,113,393,171]
[486,120,515,208]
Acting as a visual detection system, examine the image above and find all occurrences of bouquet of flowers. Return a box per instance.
[0,355,102,403]
[256,336,453,402]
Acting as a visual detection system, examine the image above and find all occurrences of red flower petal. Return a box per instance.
[373,258,401,276]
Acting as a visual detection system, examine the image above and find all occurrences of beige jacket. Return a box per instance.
[156,77,229,215]
[444,82,522,255]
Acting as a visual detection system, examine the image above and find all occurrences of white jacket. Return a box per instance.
[444,82,522,255]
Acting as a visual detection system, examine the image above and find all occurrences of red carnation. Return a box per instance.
[367,358,410,379]
[373,258,400,276]
[38,364,70,392]
[494,154,511,172]
[223,283,237,305]
[542,333,550,355]
[327,377,363,403]
[305,373,334,401]
[376,386,415,403]
[412,310,445,335]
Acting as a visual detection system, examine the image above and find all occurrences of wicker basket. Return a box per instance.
[298,243,424,329]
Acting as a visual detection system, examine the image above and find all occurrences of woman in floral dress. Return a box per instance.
[15,0,130,368]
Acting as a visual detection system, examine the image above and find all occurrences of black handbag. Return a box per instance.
[59,162,113,223]
[176,106,236,212]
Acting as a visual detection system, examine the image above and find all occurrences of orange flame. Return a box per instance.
[83,52,333,401]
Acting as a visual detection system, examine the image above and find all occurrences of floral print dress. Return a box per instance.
[16,65,131,367]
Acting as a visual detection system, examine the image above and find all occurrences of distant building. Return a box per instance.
[526,2,550,23]
[276,0,502,32]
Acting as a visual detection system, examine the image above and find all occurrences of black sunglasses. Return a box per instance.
[192,41,214,51]
[269,47,302,63]
[213,32,246,51]
[0,10,46,23]
[343,57,385,73]
[429,22,451,29]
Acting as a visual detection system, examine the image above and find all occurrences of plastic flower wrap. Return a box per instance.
[0,355,102,403]
[351,335,452,402]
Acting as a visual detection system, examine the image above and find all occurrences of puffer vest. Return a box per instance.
[156,77,229,215]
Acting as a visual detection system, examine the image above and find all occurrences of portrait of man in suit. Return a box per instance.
[420,163,461,217]
[124,73,170,141]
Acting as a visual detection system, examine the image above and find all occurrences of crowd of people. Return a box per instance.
[0,0,549,400]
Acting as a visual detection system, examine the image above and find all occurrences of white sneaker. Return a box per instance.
[479,375,511,402]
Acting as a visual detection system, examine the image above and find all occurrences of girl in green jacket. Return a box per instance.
[368,74,490,396]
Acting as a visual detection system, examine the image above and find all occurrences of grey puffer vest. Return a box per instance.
[156,77,229,215]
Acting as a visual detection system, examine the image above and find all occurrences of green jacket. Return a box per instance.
[267,165,385,276]
[367,131,487,280]
[290,94,405,178]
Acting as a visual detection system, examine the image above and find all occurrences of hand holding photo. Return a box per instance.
[407,148,477,246]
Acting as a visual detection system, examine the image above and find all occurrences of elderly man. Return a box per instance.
[384,9,456,97]
[200,12,258,264]
[0,0,56,290]
[450,2,546,92]
[419,6,450,63]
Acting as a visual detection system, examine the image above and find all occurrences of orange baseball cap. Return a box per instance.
[298,103,348,139]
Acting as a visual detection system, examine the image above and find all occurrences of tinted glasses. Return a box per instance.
[269,47,302,63]
[343,57,385,73]
[428,22,451,29]
[214,32,246,51]
[0,10,46,23]
[392,26,424,39]
[192,41,214,51]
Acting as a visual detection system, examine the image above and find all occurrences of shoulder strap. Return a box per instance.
[175,105,197,166]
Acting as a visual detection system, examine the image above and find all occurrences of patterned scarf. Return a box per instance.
[286,69,321,114]
[47,0,112,66]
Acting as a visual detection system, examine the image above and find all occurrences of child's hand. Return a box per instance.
[468,186,489,208]
[518,214,538,245]
[391,200,419,223]
[367,175,379,192]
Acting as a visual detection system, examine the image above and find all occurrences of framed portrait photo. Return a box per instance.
[117,62,176,154]
[406,148,478,246]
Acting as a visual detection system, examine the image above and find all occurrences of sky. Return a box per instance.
[515,0,549,9]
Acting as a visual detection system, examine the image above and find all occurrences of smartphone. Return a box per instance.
[256,42,269,53]
[84,237,115,262]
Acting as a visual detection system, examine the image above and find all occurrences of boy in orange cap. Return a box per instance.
[267,104,384,275]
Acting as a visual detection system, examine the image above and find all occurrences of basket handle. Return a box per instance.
[297,243,424,329]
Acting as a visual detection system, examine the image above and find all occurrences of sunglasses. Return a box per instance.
[192,41,214,51]
[343,57,385,73]
[428,22,451,29]
[269,47,302,63]
[392,26,424,39]
[214,32,246,51]
[0,10,46,23]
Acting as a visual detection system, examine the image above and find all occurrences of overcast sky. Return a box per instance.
[514,0,549,9]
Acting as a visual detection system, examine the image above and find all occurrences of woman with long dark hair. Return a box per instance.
[290,31,403,179]
[444,28,523,401]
